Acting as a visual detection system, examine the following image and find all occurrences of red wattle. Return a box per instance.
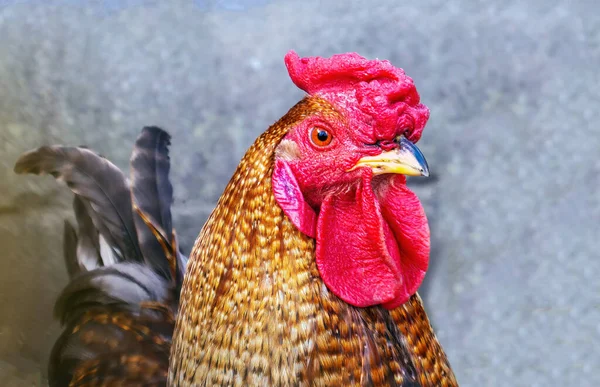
[315,175,430,309]
[315,180,402,307]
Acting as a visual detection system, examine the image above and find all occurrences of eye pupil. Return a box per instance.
[317,130,328,142]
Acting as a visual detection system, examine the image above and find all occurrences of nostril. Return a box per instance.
[377,139,397,151]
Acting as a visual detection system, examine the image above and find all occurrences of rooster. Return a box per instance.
[16,51,457,386]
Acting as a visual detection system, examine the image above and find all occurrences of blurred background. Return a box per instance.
[0,0,598,385]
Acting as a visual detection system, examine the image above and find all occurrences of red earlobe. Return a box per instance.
[272,159,317,238]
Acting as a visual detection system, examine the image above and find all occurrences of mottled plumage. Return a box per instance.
[170,97,457,386]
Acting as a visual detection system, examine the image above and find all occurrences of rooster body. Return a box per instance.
[16,52,458,386]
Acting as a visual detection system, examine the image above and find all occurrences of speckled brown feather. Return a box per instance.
[170,97,458,386]
[50,304,175,387]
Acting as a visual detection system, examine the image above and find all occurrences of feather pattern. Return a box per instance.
[129,126,182,282]
[14,127,184,386]
[130,126,174,240]
[49,303,174,387]
[14,145,143,263]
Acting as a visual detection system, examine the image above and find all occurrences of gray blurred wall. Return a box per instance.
[0,1,598,385]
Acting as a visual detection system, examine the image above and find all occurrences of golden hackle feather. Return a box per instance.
[170,97,458,386]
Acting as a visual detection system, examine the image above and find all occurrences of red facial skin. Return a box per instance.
[272,51,430,309]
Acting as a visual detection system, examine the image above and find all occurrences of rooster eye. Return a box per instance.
[310,127,333,147]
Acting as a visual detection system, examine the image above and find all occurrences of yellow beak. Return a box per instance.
[350,137,430,177]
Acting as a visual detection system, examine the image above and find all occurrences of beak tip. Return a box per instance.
[420,161,430,177]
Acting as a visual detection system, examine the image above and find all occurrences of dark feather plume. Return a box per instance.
[14,145,143,263]
[130,126,173,240]
[129,126,180,281]
[15,128,186,386]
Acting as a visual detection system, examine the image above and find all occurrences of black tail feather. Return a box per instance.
[130,126,174,242]
[15,126,186,386]
[130,126,184,283]
[14,145,144,263]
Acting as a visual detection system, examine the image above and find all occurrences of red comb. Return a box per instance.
[284,50,429,142]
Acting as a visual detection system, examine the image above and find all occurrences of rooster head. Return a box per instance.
[272,50,430,309]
